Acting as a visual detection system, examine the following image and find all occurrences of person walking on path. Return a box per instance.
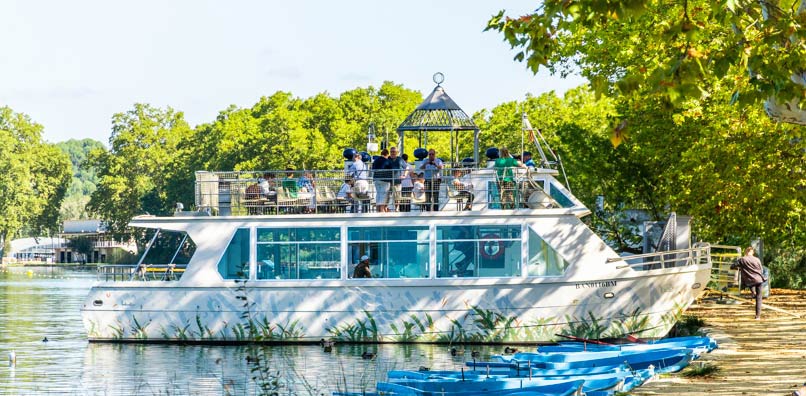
[731,246,766,319]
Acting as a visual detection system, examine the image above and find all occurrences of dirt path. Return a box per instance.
[634,289,806,395]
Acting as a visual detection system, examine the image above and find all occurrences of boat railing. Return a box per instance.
[192,165,573,216]
[97,263,185,282]
[607,245,712,270]
[706,245,742,295]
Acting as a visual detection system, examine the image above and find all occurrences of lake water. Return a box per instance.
[0,268,503,395]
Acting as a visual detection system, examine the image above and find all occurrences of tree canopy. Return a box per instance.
[0,107,72,254]
[87,104,192,235]
[56,138,105,220]
[487,0,806,126]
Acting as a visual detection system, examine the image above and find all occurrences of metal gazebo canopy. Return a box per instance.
[396,73,481,164]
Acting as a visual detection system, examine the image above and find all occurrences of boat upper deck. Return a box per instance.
[192,163,588,217]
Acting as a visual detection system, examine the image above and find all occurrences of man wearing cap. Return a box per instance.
[353,255,372,278]
[522,151,536,168]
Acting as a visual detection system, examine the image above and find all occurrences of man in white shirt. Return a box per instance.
[419,149,444,211]
[349,152,369,212]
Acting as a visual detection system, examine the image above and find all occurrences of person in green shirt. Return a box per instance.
[494,147,526,209]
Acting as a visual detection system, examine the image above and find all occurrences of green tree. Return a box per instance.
[0,107,72,254]
[67,236,94,264]
[56,138,105,220]
[87,104,192,235]
[487,1,806,126]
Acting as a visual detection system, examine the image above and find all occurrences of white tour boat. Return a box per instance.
[81,77,716,344]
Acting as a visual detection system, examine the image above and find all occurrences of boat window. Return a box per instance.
[548,182,574,208]
[137,230,196,281]
[256,227,341,280]
[217,228,250,280]
[347,226,429,279]
[527,228,570,276]
[436,225,522,278]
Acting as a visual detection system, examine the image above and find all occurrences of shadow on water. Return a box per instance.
[0,269,508,395]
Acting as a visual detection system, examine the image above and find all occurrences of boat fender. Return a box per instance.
[480,234,505,260]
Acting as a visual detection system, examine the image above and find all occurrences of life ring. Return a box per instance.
[479,234,505,260]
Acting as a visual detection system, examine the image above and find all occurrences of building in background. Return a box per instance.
[3,237,66,263]
[55,220,137,264]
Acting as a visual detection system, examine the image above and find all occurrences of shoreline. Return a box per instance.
[635,288,806,395]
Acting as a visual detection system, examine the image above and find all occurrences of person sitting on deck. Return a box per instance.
[258,172,277,201]
[352,255,372,278]
[337,178,354,213]
[282,168,299,199]
[298,171,316,213]
[451,169,475,211]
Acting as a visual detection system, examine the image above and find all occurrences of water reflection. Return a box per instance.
[0,268,505,395]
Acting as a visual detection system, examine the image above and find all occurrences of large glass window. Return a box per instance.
[436,225,522,278]
[217,228,250,280]
[347,226,429,279]
[256,228,341,280]
[527,228,570,276]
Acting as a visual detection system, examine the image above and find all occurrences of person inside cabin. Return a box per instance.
[730,246,767,319]
[522,151,536,168]
[353,255,372,278]
[372,149,392,212]
[451,169,475,211]
[419,149,444,211]
[337,178,354,213]
[494,147,526,209]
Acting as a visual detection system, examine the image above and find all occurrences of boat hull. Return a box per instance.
[81,264,709,343]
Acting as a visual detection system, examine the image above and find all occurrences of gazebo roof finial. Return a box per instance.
[396,74,479,132]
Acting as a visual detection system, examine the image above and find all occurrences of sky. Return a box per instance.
[1,1,585,145]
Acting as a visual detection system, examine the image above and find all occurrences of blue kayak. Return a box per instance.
[537,336,717,354]
[376,379,584,396]
[461,363,635,377]
[389,369,646,393]
[504,346,689,363]
[544,349,692,372]
[389,373,632,393]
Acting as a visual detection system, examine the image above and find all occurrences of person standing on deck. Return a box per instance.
[349,152,370,212]
[372,149,392,212]
[522,151,536,168]
[419,149,444,211]
[399,153,414,212]
[387,147,407,211]
[494,147,526,209]
[731,246,766,319]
